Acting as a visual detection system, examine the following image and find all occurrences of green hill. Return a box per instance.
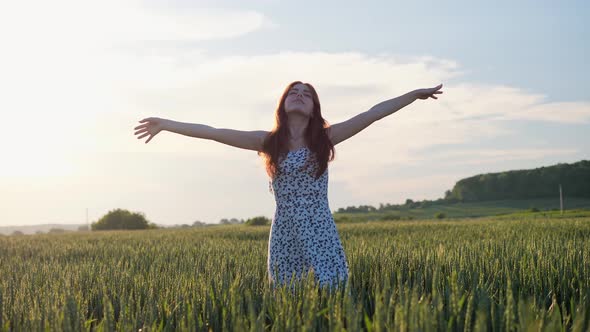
[447,159,590,201]
[333,197,590,222]
[333,159,590,222]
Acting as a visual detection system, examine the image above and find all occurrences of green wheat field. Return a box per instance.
[1,213,589,331]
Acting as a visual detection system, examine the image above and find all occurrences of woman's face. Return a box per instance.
[284,83,314,118]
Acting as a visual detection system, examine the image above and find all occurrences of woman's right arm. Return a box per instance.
[135,117,268,152]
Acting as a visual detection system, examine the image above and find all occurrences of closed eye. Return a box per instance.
[289,90,312,97]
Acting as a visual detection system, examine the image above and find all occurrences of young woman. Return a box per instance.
[133,81,443,290]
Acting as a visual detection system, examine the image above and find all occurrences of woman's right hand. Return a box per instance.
[134,117,167,143]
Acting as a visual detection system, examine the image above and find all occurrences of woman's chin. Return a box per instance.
[286,108,310,116]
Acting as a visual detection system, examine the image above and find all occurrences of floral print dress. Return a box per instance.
[267,146,349,289]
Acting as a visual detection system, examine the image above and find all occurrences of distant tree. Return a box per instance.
[192,220,207,227]
[219,218,244,225]
[444,190,452,199]
[35,230,44,235]
[334,205,377,213]
[77,225,89,231]
[48,228,66,234]
[445,197,460,203]
[91,208,157,231]
[11,230,24,236]
[245,216,271,226]
[445,160,590,202]
[529,207,540,213]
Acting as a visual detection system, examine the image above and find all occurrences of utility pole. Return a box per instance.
[559,184,563,215]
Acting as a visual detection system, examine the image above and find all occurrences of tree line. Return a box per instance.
[447,160,589,201]
[90,209,271,230]
[337,159,589,213]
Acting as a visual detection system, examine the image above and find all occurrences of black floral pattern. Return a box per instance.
[267,147,349,289]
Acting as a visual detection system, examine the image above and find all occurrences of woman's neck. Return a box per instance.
[286,113,309,139]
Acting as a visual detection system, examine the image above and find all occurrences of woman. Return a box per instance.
[133,81,443,290]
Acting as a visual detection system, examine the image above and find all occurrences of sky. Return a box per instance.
[0,0,588,226]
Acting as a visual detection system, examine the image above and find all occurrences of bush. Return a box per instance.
[435,212,446,219]
[529,207,540,213]
[91,208,157,231]
[245,216,271,226]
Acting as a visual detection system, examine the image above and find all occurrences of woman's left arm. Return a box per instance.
[327,84,443,145]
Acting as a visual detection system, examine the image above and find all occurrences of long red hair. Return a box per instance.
[258,81,335,180]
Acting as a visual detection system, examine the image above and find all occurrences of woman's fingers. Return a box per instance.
[134,118,157,143]
[136,118,155,128]
[135,128,146,135]
[415,84,443,100]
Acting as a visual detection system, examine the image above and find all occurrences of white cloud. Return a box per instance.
[344,173,462,203]
[427,84,590,124]
[0,1,274,47]
[422,147,580,166]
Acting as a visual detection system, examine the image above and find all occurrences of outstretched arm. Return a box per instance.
[134,117,268,151]
[327,84,443,145]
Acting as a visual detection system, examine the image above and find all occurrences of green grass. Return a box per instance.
[333,197,590,222]
[1,216,589,331]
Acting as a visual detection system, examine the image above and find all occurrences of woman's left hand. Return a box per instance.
[414,84,443,100]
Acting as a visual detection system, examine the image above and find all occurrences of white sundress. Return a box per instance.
[267,146,349,289]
